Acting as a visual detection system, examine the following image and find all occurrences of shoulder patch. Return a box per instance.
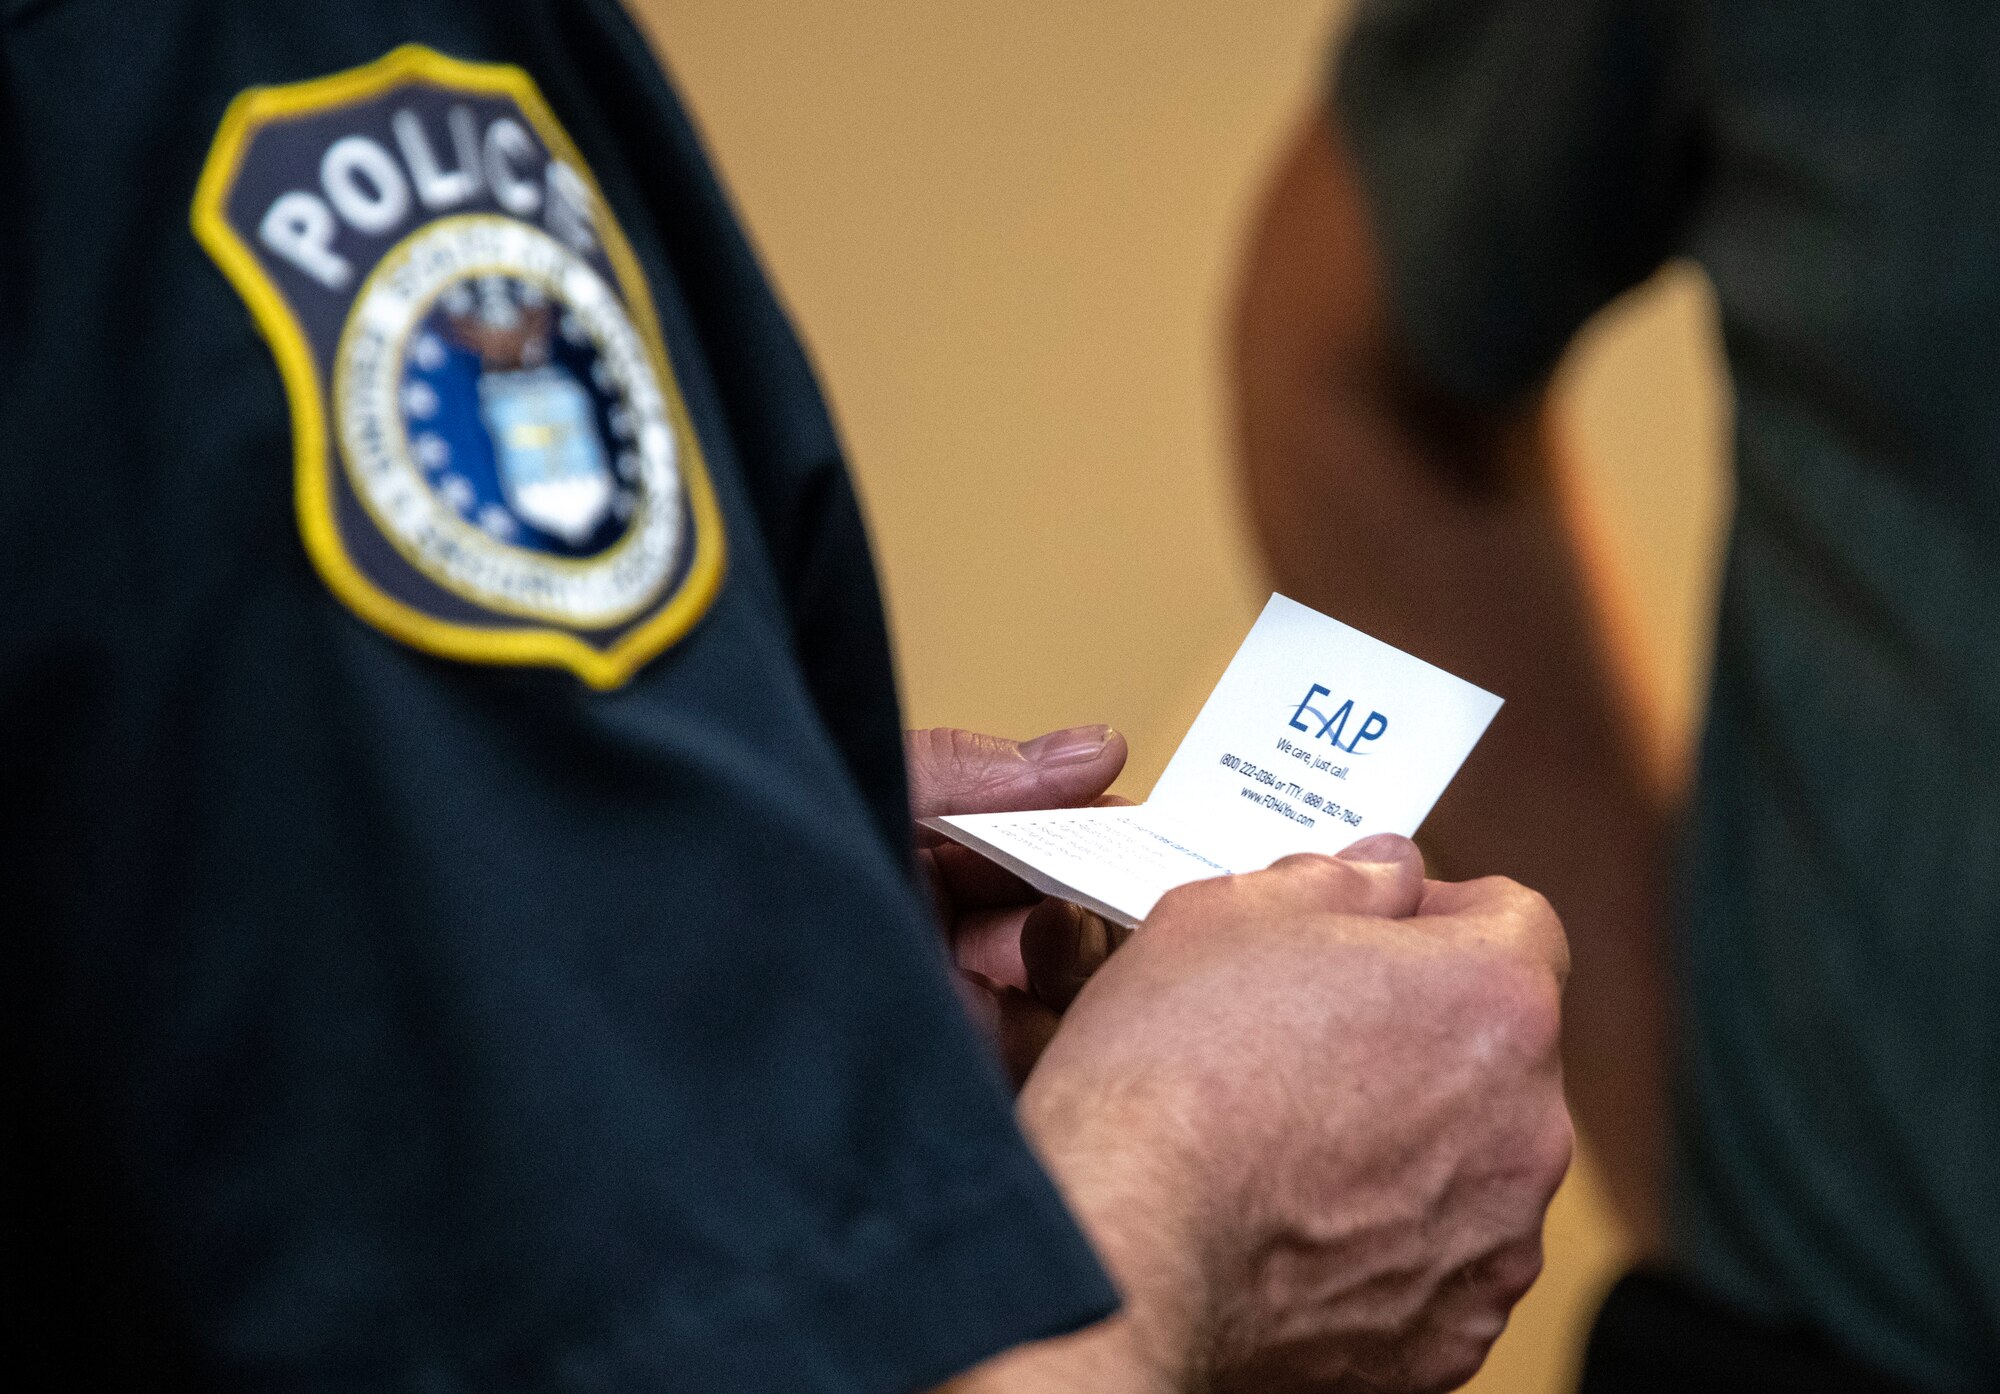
[192,45,725,689]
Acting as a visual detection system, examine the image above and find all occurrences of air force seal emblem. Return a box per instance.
[192,46,725,688]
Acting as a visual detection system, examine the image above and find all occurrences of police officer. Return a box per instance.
[2,2,1570,1390]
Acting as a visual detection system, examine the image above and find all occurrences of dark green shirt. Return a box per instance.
[1,0,1115,1387]
[1336,2,2000,1388]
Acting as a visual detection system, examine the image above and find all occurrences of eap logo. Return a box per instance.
[192,46,725,688]
[1289,684,1389,754]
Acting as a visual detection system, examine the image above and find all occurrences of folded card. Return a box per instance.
[923,594,1502,927]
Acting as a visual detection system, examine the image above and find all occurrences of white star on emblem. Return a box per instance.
[412,333,447,372]
[478,503,519,539]
[401,380,440,420]
[438,474,476,513]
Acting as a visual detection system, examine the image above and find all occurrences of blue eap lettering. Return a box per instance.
[1288,682,1389,754]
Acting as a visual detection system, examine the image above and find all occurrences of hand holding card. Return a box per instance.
[923,594,1502,926]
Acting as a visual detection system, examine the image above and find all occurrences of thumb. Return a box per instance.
[906,725,1129,821]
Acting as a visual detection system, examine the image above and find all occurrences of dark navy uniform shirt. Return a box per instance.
[0,1,1115,1388]
[1336,2,2000,1388]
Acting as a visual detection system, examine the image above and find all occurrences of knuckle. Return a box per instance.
[907,725,965,767]
[1462,875,1565,946]
[905,725,969,787]
[1439,1243,1546,1373]
[1529,1102,1578,1195]
[1267,852,1389,911]
[1413,1338,1495,1394]
[1497,879,1569,979]
[1512,971,1566,1061]
[1491,1235,1548,1303]
[1451,953,1563,1068]
[909,727,1041,810]
[1268,851,1348,884]
[1147,873,1231,927]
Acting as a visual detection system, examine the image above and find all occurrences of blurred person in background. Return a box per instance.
[4,1,1574,1391]
[1236,2,2000,1391]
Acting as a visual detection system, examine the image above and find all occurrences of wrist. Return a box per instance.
[1017,1069,1212,1393]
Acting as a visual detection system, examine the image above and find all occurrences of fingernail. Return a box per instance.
[1020,725,1114,767]
[1338,833,1415,864]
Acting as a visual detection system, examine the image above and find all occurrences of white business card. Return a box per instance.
[924,594,1501,927]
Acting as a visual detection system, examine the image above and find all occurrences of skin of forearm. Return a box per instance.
[935,1087,1205,1394]
[1230,115,1672,1252]
[936,1316,1179,1394]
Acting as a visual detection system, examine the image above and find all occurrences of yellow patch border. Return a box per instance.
[190,44,726,690]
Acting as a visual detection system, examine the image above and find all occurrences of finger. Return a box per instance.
[1150,840,1424,934]
[951,968,1004,1041]
[995,988,1062,1088]
[953,976,1061,1090]
[930,839,1041,909]
[1416,875,1569,984]
[915,846,955,928]
[952,904,1035,992]
[906,725,1128,822]
[1022,898,1129,1010]
[1339,831,1426,871]
[1259,834,1427,919]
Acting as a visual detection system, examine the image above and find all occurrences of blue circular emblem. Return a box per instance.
[335,215,686,629]
[400,274,640,557]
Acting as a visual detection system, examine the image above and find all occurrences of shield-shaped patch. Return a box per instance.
[192,45,726,689]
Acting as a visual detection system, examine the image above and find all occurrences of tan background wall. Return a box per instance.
[636,2,1733,1388]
